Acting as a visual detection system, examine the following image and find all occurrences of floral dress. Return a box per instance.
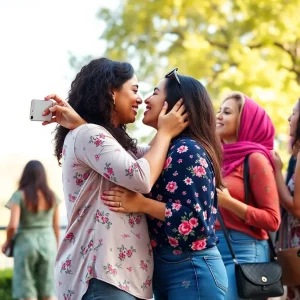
[55,124,153,300]
[6,191,60,299]
[279,174,300,300]
[147,137,218,253]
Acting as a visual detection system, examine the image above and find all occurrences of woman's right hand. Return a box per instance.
[157,99,189,138]
[42,94,86,129]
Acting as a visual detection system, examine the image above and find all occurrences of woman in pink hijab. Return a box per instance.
[215,92,281,300]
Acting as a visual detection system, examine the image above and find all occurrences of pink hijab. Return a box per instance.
[222,96,275,177]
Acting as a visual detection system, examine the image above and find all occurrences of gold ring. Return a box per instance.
[119,202,121,207]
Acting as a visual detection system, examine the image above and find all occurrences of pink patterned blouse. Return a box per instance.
[55,124,153,300]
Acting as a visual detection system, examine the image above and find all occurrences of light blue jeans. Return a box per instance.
[153,246,228,300]
[216,230,270,300]
[82,278,139,300]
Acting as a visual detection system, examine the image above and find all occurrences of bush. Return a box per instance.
[0,269,13,300]
[0,269,43,300]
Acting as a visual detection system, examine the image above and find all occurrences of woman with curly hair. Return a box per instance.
[45,58,188,300]
[45,68,227,299]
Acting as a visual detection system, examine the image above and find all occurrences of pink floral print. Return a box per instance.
[76,204,90,222]
[73,171,90,186]
[89,133,105,147]
[63,290,74,300]
[56,125,154,300]
[125,213,142,228]
[117,245,137,261]
[103,263,120,277]
[94,210,112,229]
[147,138,218,252]
[164,156,173,170]
[118,280,130,292]
[191,239,207,251]
[60,255,73,274]
[125,162,139,179]
[103,163,117,182]
[64,232,76,244]
[141,276,152,291]
[140,260,149,271]
[166,181,178,193]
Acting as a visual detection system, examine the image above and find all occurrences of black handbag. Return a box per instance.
[218,155,284,299]
[4,237,15,257]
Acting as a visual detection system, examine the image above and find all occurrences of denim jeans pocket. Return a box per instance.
[155,251,190,264]
[203,256,228,292]
[229,231,256,245]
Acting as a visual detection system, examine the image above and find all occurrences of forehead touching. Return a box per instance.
[221,98,239,112]
[124,74,139,89]
[293,101,300,112]
[154,78,167,92]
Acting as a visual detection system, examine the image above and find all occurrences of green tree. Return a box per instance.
[98,0,300,147]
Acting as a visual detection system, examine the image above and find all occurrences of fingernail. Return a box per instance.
[164,101,167,106]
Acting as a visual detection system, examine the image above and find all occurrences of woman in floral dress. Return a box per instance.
[273,99,300,300]
[102,71,228,299]
[45,58,188,300]
[2,160,60,300]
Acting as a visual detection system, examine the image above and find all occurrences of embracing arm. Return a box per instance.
[102,140,216,249]
[75,125,153,193]
[45,95,188,189]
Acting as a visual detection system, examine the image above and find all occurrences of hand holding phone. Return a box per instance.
[42,94,87,129]
[30,99,54,121]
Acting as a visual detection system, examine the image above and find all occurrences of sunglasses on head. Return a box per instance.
[165,68,181,85]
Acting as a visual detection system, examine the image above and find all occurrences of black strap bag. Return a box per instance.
[218,155,284,299]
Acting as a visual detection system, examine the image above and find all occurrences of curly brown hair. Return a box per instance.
[54,58,137,165]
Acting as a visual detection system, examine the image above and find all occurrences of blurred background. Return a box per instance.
[0,0,299,297]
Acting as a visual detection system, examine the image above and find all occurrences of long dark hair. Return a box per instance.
[54,58,137,165]
[292,98,300,153]
[164,75,224,188]
[18,160,55,212]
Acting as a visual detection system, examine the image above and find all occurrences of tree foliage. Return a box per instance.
[98,0,300,145]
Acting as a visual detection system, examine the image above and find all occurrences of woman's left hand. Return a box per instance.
[102,187,145,213]
[1,241,9,254]
[216,188,233,207]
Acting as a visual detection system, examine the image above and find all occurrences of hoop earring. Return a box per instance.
[111,93,115,105]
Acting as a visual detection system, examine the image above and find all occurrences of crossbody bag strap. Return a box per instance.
[217,212,238,263]
[243,155,278,260]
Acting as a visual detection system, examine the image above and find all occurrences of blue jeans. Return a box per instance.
[216,230,270,300]
[153,246,228,300]
[82,278,139,300]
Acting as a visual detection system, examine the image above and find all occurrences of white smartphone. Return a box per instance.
[29,99,54,121]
